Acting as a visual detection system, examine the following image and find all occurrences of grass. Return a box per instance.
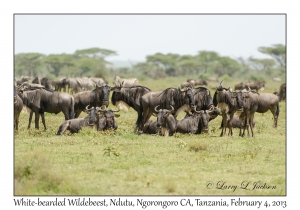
[14,77,286,195]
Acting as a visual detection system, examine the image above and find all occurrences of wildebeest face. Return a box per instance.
[236,91,244,110]
[86,107,99,126]
[102,111,120,129]
[185,88,195,107]
[156,109,170,128]
[99,85,111,106]
[197,110,210,133]
[111,90,121,106]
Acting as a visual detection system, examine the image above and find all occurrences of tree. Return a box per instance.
[248,57,276,71]
[74,47,117,59]
[214,56,241,77]
[258,44,286,67]
[196,51,220,74]
[14,53,44,77]
[43,54,75,77]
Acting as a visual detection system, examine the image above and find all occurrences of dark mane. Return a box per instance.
[157,88,185,110]
[193,87,213,110]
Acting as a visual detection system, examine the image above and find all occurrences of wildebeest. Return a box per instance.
[213,81,244,136]
[56,106,102,135]
[192,87,215,111]
[152,105,177,136]
[14,86,23,130]
[113,75,139,87]
[76,77,96,91]
[246,81,265,92]
[256,92,279,128]
[236,89,279,137]
[32,77,54,90]
[141,85,195,131]
[89,84,111,108]
[187,79,208,87]
[234,82,246,91]
[73,84,111,118]
[17,85,75,130]
[54,77,68,92]
[97,108,120,131]
[111,85,151,131]
[65,78,82,94]
[16,76,30,86]
[278,83,286,101]
[177,108,220,134]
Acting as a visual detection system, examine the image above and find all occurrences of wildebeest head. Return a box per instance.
[195,110,210,133]
[98,107,120,130]
[155,105,174,128]
[95,84,111,107]
[111,86,122,106]
[179,84,195,108]
[85,105,101,126]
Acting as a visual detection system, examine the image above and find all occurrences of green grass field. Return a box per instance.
[14,77,286,195]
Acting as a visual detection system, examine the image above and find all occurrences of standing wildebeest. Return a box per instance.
[234,82,246,91]
[236,89,279,137]
[65,78,81,94]
[32,77,54,90]
[111,85,151,131]
[54,77,68,92]
[73,84,111,118]
[89,84,111,108]
[141,85,196,131]
[97,108,120,131]
[213,81,244,136]
[246,81,265,92]
[56,106,102,135]
[17,86,75,130]
[113,75,139,87]
[14,86,23,130]
[278,83,286,102]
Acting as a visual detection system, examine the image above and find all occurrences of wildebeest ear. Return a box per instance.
[152,113,157,117]
[164,113,170,118]
[114,114,120,118]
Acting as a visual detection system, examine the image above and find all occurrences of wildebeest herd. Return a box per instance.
[14,75,286,138]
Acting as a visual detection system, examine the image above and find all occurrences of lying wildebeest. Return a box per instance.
[17,85,75,130]
[113,75,139,87]
[141,84,196,131]
[213,81,244,136]
[177,108,220,134]
[73,84,111,118]
[111,85,151,131]
[278,83,286,101]
[152,105,177,136]
[187,79,208,87]
[14,85,23,130]
[56,106,102,135]
[97,108,120,131]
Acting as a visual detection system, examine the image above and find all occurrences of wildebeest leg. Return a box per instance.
[245,112,251,138]
[28,111,33,129]
[74,111,81,118]
[34,111,40,129]
[220,112,227,137]
[136,110,143,132]
[249,113,255,137]
[41,112,47,130]
[228,113,234,136]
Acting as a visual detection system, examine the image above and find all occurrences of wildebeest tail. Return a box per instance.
[69,97,75,119]
[276,103,280,118]
[56,124,63,135]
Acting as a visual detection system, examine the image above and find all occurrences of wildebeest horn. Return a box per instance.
[220,80,223,86]
[86,105,93,111]
[112,108,120,112]
[194,109,204,114]
[99,106,108,112]
[168,105,174,113]
[154,105,160,113]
